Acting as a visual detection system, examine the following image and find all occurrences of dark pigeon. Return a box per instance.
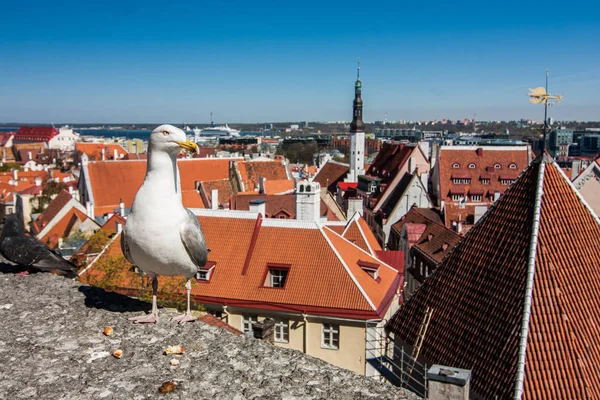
[0,214,77,278]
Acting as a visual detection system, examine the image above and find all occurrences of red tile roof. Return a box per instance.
[390,206,443,238]
[39,208,90,248]
[387,156,600,399]
[80,214,401,320]
[76,143,129,161]
[262,179,295,195]
[313,161,349,192]
[232,193,334,220]
[84,158,238,215]
[31,190,73,234]
[438,146,530,227]
[237,160,289,191]
[199,314,243,335]
[14,126,58,142]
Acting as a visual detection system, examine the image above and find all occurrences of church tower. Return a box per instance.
[348,60,365,182]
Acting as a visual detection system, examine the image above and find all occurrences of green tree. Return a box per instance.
[31,181,68,213]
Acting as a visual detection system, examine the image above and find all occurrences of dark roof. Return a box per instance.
[314,161,349,190]
[411,223,461,263]
[380,173,418,216]
[390,206,443,237]
[386,156,600,399]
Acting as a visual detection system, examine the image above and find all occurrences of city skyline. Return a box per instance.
[1,1,599,123]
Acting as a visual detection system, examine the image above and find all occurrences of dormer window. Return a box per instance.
[481,178,490,185]
[468,163,476,169]
[358,260,380,280]
[132,266,142,275]
[509,163,517,169]
[195,261,216,282]
[264,264,290,288]
[452,163,460,168]
[494,163,501,169]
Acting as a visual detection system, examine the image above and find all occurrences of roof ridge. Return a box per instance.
[319,226,376,311]
[513,157,545,400]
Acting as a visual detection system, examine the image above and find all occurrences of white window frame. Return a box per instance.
[509,163,517,169]
[266,268,288,288]
[321,323,339,349]
[195,265,215,281]
[451,194,462,201]
[242,314,258,337]
[274,318,289,343]
[494,163,501,169]
[452,163,460,168]
[471,195,482,202]
[468,163,476,169]
[481,178,490,185]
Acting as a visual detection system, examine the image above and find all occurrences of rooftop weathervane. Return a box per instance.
[528,69,563,150]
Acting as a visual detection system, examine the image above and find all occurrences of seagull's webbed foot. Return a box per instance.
[129,312,158,324]
[15,270,30,276]
[171,312,197,324]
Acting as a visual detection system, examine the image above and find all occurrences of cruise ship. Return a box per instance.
[193,124,241,137]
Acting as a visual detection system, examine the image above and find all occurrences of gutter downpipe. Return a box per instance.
[222,305,230,324]
[302,313,308,354]
[513,158,545,400]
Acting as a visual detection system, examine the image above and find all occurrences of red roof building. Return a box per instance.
[13,126,58,143]
[432,145,531,232]
[387,155,600,399]
[75,143,129,161]
[79,209,404,374]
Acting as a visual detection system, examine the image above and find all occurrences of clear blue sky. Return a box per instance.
[1,0,598,123]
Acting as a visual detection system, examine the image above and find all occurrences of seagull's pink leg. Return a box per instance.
[172,279,197,324]
[15,271,29,276]
[129,276,159,324]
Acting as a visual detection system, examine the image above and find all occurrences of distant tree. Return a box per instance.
[86,229,114,253]
[0,164,23,172]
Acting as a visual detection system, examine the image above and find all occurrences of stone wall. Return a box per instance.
[0,272,419,399]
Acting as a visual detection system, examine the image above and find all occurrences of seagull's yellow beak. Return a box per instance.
[177,140,199,154]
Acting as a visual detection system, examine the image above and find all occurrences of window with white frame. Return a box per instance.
[452,163,460,168]
[501,179,515,185]
[481,178,490,185]
[242,314,258,336]
[451,194,462,201]
[494,163,501,169]
[321,323,339,349]
[274,318,289,343]
[195,270,210,281]
[468,163,476,169]
[452,178,471,184]
[471,195,482,202]
[509,163,517,169]
[195,262,216,281]
[265,267,289,288]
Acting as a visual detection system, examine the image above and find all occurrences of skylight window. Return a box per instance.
[195,261,216,282]
[509,163,517,169]
[452,163,460,168]
[264,264,291,288]
[358,260,380,280]
[468,163,476,169]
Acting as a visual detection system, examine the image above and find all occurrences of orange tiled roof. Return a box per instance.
[31,190,73,234]
[80,214,401,319]
[233,193,335,220]
[181,190,205,209]
[237,160,289,192]
[85,158,238,215]
[387,156,600,399]
[335,214,382,255]
[39,208,90,248]
[76,143,129,161]
[262,179,295,195]
[199,179,235,208]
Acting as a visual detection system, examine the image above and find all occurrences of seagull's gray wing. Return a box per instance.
[120,231,135,265]
[180,208,208,269]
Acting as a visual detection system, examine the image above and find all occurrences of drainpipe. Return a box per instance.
[302,313,308,354]
[222,305,230,324]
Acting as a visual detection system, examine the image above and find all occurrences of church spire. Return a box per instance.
[350,58,365,133]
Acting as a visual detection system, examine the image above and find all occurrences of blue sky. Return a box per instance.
[1,0,598,123]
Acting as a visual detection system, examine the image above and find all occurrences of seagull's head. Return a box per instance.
[149,124,199,156]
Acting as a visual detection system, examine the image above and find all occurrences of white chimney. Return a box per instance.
[86,201,95,219]
[116,222,123,234]
[12,169,17,180]
[34,177,42,187]
[494,192,501,202]
[101,148,105,161]
[68,186,73,195]
[28,151,32,160]
[211,189,219,210]
[119,199,125,216]
[113,149,118,159]
[295,181,321,222]
[249,199,266,217]
[58,238,63,249]
[259,177,267,194]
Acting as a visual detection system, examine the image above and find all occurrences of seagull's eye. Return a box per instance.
[163,131,170,136]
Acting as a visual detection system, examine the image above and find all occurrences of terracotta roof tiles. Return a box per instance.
[314,161,349,192]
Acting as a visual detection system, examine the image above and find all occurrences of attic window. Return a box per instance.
[468,163,476,169]
[358,260,380,280]
[195,261,216,282]
[509,163,517,169]
[494,163,501,169]
[452,163,460,168]
[264,264,291,288]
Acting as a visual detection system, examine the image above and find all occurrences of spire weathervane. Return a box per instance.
[528,69,563,152]
[357,57,360,79]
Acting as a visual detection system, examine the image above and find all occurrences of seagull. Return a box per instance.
[0,214,77,278]
[121,124,208,324]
